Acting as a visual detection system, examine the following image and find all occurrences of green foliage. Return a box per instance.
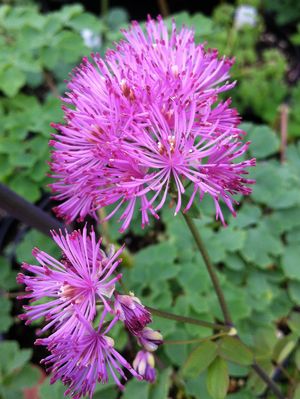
[182,341,218,378]
[264,0,300,25]
[1,2,300,399]
[169,8,290,126]
[289,83,300,138]
[15,229,60,264]
[206,357,229,399]
[120,123,300,397]
[218,337,253,366]
[0,341,40,399]
[0,3,129,202]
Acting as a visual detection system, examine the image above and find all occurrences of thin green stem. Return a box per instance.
[181,212,233,325]
[146,306,230,331]
[181,212,285,399]
[164,331,229,345]
[252,363,286,399]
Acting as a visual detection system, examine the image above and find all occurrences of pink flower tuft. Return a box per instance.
[42,309,141,398]
[17,226,123,336]
[50,16,255,230]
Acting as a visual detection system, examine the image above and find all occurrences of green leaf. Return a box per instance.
[0,65,26,97]
[224,284,251,321]
[251,162,300,209]
[9,151,37,168]
[216,227,246,252]
[122,379,150,399]
[131,242,178,286]
[231,204,261,229]
[67,12,103,33]
[93,389,118,399]
[185,373,213,399]
[288,281,300,305]
[224,253,245,271]
[273,336,297,364]
[182,341,218,378]
[192,13,213,36]
[265,207,300,235]
[0,296,13,333]
[247,360,274,395]
[164,329,189,366]
[39,378,66,399]
[282,244,300,281]
[15,229,60,264]
[218,336,253,366]
[0,341,32,375]
[206,357,229,399]
[294,384,300,399]
[107,7,129,30]
[0,256,18,290]
[182,193,200,218]
[295,348,300,370]
[247,125,280,159]
[149,368,172,399]
[227,362,249,377]
[9,175,40,202]
[288,312,300,335]
[252,327,277,360]
[5,364,40,389]
[243,223,283,268]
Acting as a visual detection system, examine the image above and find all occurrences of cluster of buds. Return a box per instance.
[115,293,163,381]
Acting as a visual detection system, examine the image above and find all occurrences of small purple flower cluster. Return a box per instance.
[17,227,162,398]
[50,16,255,232]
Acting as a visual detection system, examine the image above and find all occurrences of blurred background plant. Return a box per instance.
[1,1,300,398]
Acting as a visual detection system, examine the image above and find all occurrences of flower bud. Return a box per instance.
[133,350,156,383]
[137,327,163,352]
[114,293,152,334]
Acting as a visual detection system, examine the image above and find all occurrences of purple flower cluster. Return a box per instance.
[17,227,162,398]
[50,16,255,232]
[17,15,256,398]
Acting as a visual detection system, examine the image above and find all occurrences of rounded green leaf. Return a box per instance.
[0,65,26,97]
[247,125,280,159]
[182,341,218,378]
[282,245,300,281]
[218,336,254,366]
[206,357,229,399]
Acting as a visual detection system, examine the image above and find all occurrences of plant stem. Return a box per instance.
[164,331,229,345]
[146,306,230,331]
[0,183,64,236]
[43,70,59,98]
[157,0,170,17]
[279,103,289,164]
[181,212,285,399]
[181,212,233,326]
[101,0,109,19]
[252,363,286,399]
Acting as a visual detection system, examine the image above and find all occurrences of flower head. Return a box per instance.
[120,103,255,223]
[133,350,156,383]
[17,226,122,336]
[41,309,141,398]
[114,293,152,334]
[50,16,255,230]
